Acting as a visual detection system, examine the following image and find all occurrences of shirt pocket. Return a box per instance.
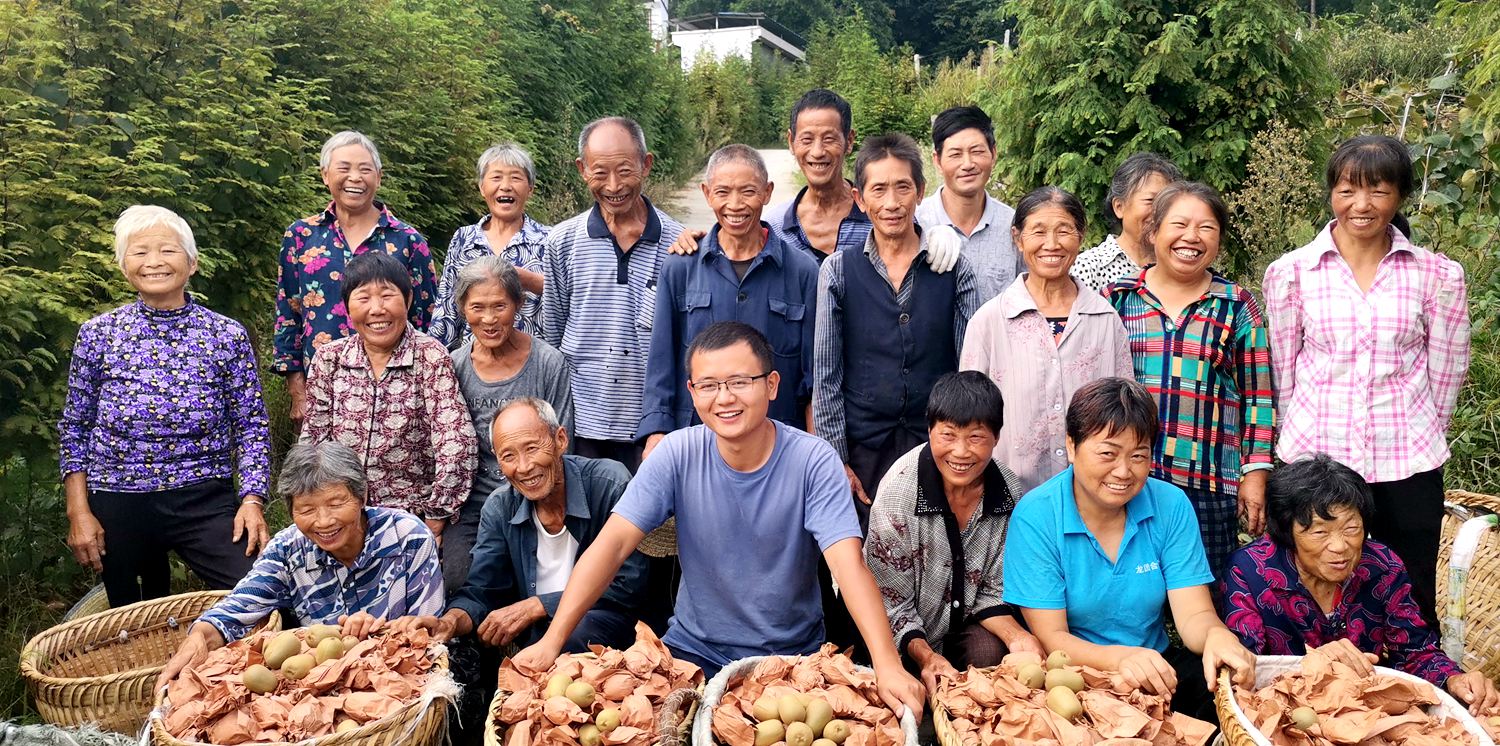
[634,282,658,333]
[767,298,807,358]
[677,291,715,349]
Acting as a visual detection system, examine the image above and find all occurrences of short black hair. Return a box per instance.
[1266,454,1375,550]
[790,88,853,136]
[1105,152,1183,230]
[686,321,773,379]
[1013,185,1087,236]
[926,371,1004,435]
[1065,377,1159,447]
[931,105,995,153]
[341,251,413,309]
[1326,135,1413,200]
[1146,181,1229,243]
[854,133,926,194]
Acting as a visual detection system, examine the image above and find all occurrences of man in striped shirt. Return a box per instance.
[541,117,685,473]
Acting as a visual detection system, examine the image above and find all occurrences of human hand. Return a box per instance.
[1201,627,1256,691]
[387,614,458,643]
[1447,670,1500,714]
[1002,632,1045,659]
[287,372,308,424]
[339,611,385,639]
[423,518,447,548]
[924,225,962,274]
[873,661,925,722]
[512,637,562,676]
[233,499,270,557]
[67,510,107,573]
[1117,647,1177,695]
[918,653,960,696]
[642,433,665,462]
[669,230,707,255]
[155,624,222,690]
[1314,638,1378,678]
[478,597,548,648]
[1238,470,1268,537]
[844,464,869,505]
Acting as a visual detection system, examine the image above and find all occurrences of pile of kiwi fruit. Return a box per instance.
[745,693,851,746]
[1013,650,1086,722]
[542,673,621,746]
[240,625,355,699]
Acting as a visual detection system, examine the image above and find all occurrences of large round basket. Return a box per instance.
[1437,489,1500,681]
[19,590,281,735]
[482,652,702,746]
[148,651,452,746]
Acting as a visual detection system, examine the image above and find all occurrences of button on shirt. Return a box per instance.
[914,186,1022,302]
[1262,222,1469,483]
[638,224,819,438]
[431,214,550,347]
[766,185,872,263]
[540,199,684,441]
[1003,468,1214,652]
[198,507,444,643]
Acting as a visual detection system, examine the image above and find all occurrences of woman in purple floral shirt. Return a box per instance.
[60,206,271,606]
[1222,454,1498,713]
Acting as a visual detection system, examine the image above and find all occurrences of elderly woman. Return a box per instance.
[443,254,575,592]
[1003,377,1255,720]
[431,143,551,347]
[1071,152,1183,291]
[866,371,1040,696]
[274,130,437,423]
[1263,136,1469,629]
[59,205,270,607]
[155,441,445,688]
[1105,181,1275,580]
[1223,455,1499,713]
[301,251,477,544]
[960,186,1133,492]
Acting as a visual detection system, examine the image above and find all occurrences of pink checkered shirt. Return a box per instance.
[1262,221,1470,482]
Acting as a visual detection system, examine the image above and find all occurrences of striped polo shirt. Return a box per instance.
[540,197,684,441]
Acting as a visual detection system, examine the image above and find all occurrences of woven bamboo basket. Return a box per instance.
[1437,489,1500,681]
[19,590,281,734]
[483,652,702,746]
[637,518,679,558]
[148,650,452,746]
[63,584,111,622]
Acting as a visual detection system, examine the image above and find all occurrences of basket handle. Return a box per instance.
[655,687,701,746]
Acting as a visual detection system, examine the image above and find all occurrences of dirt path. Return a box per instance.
[665,148,801,232]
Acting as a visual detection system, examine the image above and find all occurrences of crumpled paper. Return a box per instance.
[161,627,439,743]
[933,652,1216,746]
[709,645,905,746]
[493,622,703,746]
[1234,648,1480,745]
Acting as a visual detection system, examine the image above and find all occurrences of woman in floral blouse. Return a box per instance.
[60,205,270,606]
[301,252,477,544]
[1222,455,1498,713]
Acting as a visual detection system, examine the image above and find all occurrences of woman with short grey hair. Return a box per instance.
[431,143,551,347]
[443,254,574,593]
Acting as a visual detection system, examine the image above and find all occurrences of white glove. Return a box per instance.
[924,224,963,274]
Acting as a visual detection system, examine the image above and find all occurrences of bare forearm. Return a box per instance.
[829,546,903,670]
[444,608,474,638]
[539,520,639,648]
[64,472,90,516]
[518,268,544,296]
[979,614,1028,647]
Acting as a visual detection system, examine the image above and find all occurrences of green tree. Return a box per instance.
[1442,0,1500,127]
[800,10,924,143]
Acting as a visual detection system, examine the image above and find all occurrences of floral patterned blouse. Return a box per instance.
[273,201,436,375]
[430,214,550,348]
[301,324,477,520]
[1222,536,1462,687]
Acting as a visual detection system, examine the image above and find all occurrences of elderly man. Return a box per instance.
[814,133,982,524]
[916,106,1021,303]
[273,130,437,423]
[514,322,927,721]
[540,117,685,473]
[639,145,819,460]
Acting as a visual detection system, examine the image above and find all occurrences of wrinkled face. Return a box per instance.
[928,420,998,491]
[493,405,568,502]
[122,225,196,304]
[577,124,652,220]
[1292,504,1365,586]
[480,162,534,223]
[292,484,365,559]
[935,128,996,199]
[702,160,772,243]
[1330,176,1402,245]
[321,144,381,214]
[789,107,852,189]
[347,279,410,351]
[461,279,518,352]
[1114,173,1170,244]
[854,156,921,242]
[1014,205,1083,281]
[1066,427,1152,512]
[1150,196,1221,283]
[687,341,779,443]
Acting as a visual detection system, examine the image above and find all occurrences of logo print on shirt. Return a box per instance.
[1135,561,1160,574]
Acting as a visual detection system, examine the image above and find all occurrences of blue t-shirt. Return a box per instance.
[612,421,862,667]
[1002,467,1213,652]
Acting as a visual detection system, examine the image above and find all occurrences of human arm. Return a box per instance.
[1234,294,1276,535]
[422,347,478,523]
[226,324,272,555]
[862,493,931,662]
[1167,584,1255,691]
[826,538,926,720]
[1260,260,1301,431]
[637,262,683,446]
[951,256,982,353]
[1109,315,1135,377]
[194,534,296,647]
[272,226,307,378]
[407,232,439,332]
[924,225,962,274]
[156,621,228,689]
[667,229,707,255]
[904,637,958,695]
[298,348,335,444]
[1021,606,1179,695]
[428,232,466,348]
[1219,560,1270,654]
[539,232,570,349]
[1426,258,1470,428]
[60,322,105,571]
[811,256,849,460]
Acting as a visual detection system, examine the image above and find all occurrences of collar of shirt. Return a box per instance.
[318,200,402,231]
[782,183,869,234]
[586,196,663,247]
[1301,220,1416,270]
[308,507,405,571]
[1059,469,1155,536]
[1112,266,1242,304]
[335,322,421,371]
[1093,234,1127,262]
[475,213,549,250]
[861,222,927,261]
[134,292,198,322]
[700,222,785,269]
[999,275,1118,320]
[506,458,593,526]
[922,185,1001,233]
[913,444,1015,518]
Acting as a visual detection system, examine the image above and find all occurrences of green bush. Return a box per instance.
[800,10,926,143]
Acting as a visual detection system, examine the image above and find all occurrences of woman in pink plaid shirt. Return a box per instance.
[1262,135,1471,629]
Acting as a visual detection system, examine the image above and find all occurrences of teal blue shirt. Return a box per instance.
[1002,467,1213,652]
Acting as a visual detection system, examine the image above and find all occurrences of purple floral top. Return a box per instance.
[59,296,271,497]
[1222,536,1462,687]
[273,201,437,375]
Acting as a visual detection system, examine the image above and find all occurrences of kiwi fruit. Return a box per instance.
[544,674,573,699]
[306,624,342,647]
[280,653,315,680]
[813,740,837,746]
[578,723,602,746]
[751,695,779,722]
[754,719,785,746]
[1045,686,1083,721]
[595,708,621,733]
[263,631,302,670]
[777,694,807,723]
[342,635,360,650]
[1290,706,1319,730]
[1015,662,1046,689]
[241,664,277,694]
[1045,649,1072,670]
[565,681,596,709]
[335,719,359,734]
[804,698,833,736]
[315,636,345,664]
[823,720,851,744]
[785,721,815,746]
[1044,668,1085,693]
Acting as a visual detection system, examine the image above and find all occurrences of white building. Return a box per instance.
[667,12,806,72]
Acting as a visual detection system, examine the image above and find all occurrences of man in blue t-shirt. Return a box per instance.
[514,321,926,719]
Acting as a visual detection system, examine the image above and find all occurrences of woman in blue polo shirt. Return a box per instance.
[1003,377,1254,720]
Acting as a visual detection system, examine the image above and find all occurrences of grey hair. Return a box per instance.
[496,396,563,431]
[320,130,383,171]
[577,116,648,163]
[1105,152,1182,229]
[277,441,368,503]
[113,205,198,270]
[476,143,537,188]
[454,254,524,308]
[704,144,768,184]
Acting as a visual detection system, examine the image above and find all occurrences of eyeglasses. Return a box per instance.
[689,372,771,397]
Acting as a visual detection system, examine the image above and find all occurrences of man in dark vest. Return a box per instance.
[813,133,982,528]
